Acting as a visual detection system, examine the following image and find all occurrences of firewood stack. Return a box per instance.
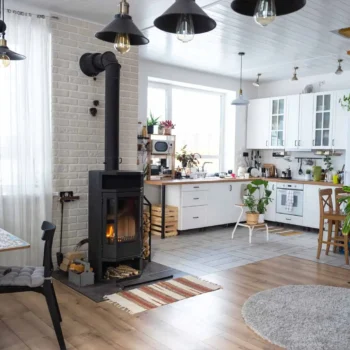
[142,210,150,259]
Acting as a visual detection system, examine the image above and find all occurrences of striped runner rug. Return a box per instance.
[257,226,303,236]
[104,276,222,314]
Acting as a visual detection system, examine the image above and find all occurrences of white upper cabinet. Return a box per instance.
[312,92,333,149]
[270,98,286,149]
[333,89,350,150]
[285,95,300,150]
[246,98,270,149]
[298,94,314,150]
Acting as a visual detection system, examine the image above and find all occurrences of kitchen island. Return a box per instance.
[145,178,342,238]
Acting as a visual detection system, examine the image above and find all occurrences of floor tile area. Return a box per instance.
[151,225,350,275]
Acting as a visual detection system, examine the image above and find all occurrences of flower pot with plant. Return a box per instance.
[338,186,350,236]
[305,169,312,181]
[324,155,333,182]
[147,112,160,135]
[159,120,175,135]
[339,93,350,112]
[176,145,201,172]
[244,179,273,224]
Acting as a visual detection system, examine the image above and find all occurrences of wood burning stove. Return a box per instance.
[80,52,144,281]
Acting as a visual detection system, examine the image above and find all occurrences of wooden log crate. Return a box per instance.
[151,205,178,237]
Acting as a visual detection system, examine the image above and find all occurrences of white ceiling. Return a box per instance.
[8,0,350,82]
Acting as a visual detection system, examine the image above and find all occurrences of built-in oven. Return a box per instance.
[276,183,304,217]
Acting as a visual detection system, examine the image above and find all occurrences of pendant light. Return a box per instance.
[231,52,249,106]
[154,0,216,43]
[291,67,299,81]
[231,0,306,27]
[253,73,262,87]
[95,0,149,54]
[335,59,343,75]
[0,0,26,68]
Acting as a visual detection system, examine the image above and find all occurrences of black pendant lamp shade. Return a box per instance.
[231,0,306,17]
[95,14,149,45]
[154,0,216,34]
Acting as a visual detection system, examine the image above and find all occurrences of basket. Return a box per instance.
[151,205,178,237]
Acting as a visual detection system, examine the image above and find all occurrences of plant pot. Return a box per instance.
[158,127,163,135]
[304,174,312,181]
[163,128,172,135]
[258,214,265,224]
[147,125,154,135]
[246,212,259,225]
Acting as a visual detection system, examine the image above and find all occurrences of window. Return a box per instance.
[147,82,224,173]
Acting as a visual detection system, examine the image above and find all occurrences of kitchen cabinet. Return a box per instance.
[265,182,276,221]
[285,95,300,149]
[270,97,286,148]
[246,98,270,149]
[333,89,350,149]
[298,94,314,149]
[312,92,333,149]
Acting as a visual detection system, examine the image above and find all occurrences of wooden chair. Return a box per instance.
[317,189,349,265]
[0,221,66,349]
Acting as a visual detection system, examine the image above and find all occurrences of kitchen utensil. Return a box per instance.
[298,161,303,175]
[251,168,260,177]
[313,166,322,181]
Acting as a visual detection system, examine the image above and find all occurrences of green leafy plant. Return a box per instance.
[339,94,350,112]
[338,186,350,236]
[175,145,201,168]
[147,112,160,126]
[244,179,273,214]
[324,155,333,173]
[306,169,311,175]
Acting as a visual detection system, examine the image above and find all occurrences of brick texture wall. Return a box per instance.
[51,16,138,256]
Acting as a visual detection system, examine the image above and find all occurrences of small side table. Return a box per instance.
[231,204,269,244]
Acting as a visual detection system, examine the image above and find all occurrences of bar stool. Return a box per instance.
[317,188,349,265]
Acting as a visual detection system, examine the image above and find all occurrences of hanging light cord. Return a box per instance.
[1,0,4,22]
[239,53,243,95]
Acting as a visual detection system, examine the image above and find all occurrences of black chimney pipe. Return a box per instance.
[79,52,121,171]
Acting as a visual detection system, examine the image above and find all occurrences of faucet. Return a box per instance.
[202,162,213,172]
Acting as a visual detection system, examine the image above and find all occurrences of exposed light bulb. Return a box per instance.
[114,33,131,54]
[176,14,194,43]
[0,53,10,68]
[291,67,299,81]
[335,59,343,75]
[253,73,261,87]
[254,0,276,27]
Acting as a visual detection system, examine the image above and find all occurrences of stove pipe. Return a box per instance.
[79,52,121,171]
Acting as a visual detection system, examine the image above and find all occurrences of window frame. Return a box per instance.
[147,81,226,171]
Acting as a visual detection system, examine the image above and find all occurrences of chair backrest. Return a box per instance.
[335,187,346,213]
[319,188,333,216]
[41,221,56,278]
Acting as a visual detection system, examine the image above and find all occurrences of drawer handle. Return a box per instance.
[193,216,199,219]
[193,198,199,200]
[285,218,291,221]
[193,186,199,189]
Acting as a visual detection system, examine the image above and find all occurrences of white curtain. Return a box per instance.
[0,12,52,266]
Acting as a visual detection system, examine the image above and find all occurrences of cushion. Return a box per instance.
[0,266,45,287]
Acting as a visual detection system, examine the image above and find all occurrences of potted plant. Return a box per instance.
[338,186,350,236]
[339,93,350,112]
[305,169,312,181]
[324,155,333,182]
[176,145,201,169]
[147,112,159,135]
[159,120,175,135]
[244,179,272,224]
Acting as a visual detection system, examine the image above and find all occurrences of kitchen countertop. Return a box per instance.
[145,177,343,187]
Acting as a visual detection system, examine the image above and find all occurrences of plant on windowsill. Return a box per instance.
[147,112,160,135]
[244,179,272,225]
[305,169,312,181]
[339,94,350,112]
[159,120,175,135]
[176,145,201,172]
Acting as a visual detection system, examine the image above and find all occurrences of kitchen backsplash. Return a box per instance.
[260,150,345,180]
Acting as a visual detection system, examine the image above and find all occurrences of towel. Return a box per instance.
[286,190,294,212]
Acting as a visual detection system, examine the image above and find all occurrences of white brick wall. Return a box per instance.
[51,16,138,256]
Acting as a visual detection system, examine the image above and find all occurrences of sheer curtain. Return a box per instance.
[0,12,52,266]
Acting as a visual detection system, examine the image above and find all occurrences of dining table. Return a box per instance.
[0,228,30,252]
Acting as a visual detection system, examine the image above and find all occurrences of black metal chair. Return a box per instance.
[0,221,66,349]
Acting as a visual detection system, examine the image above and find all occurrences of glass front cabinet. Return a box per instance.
[270,98,285,149]
[313,93,332,149]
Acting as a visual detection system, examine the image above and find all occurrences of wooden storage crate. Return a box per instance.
[151,205,178,237]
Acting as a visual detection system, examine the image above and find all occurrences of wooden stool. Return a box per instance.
[231,204,269,244]
[317,188,349,265]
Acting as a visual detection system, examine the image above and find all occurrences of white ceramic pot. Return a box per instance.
[304,174,312,181]
[258,214,265,224]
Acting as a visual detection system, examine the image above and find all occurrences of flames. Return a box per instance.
[106,224,115,242]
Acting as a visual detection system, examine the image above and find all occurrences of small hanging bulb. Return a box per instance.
[253,73,261,87]
[254,0,276,27]
[0,53,10,68]
[291,67,299,81]
[335,59,343,75]
[114,33,131,54]
[176,14,195,43]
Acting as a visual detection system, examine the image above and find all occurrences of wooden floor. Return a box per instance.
[1,256,350,350]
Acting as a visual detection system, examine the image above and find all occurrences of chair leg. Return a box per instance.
[231,222,239,239]
[43,281,66,350]
[249,227,252,244]
[325,219,333,255]
[317,218,324,259]
[333,220,339,253]
[51,283,62,322]
[265,224,269,242]
[345,235,349,265]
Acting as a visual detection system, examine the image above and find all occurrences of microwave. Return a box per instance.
[152,140,174,154]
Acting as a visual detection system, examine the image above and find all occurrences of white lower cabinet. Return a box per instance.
[181,206,207,230]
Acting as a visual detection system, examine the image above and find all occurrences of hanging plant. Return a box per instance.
[339,94,350,112]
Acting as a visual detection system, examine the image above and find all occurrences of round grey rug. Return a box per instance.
[242,285,350,350]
